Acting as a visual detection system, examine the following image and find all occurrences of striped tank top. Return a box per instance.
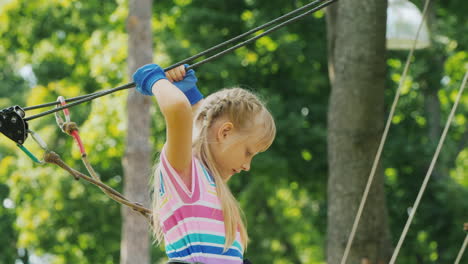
[157,149,244,264]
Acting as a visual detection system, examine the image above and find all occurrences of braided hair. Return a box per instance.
[151,88,275,253]
[192,88,276,251]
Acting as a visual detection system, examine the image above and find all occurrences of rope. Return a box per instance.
[339,1,431,263]
[187,0,336,70]
[50,96,151,220]
[55,96,86,155]
[164,0,325,71]
[22,0,328,112]
[23,0,327,112]
[389,69,467,264]
[21,0,336,121]
[16,129,49,164]
[455,233,468,264]
[16,144,42,164]
[24,82,135,121]
[16,0,337,229]
[43,151,152,218]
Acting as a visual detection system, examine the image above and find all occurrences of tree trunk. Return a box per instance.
[121,1,153,264]
[326,1,392,263]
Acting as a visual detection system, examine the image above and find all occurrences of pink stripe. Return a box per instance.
[161,150,200,204]
[163,205,224,233]
[160,199,222,223]
[165,220,226,241]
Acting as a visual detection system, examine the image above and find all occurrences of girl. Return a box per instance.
[132,64,276,264]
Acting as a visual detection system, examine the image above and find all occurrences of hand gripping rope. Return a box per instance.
[0,0,337,221]
[18,0,337,122]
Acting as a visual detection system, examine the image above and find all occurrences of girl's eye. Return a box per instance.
[246,151,252,156]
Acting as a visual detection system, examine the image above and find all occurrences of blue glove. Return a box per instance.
[132,64,167,96]
[172,65,204,105]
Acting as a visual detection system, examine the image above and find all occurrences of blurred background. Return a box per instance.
[0,0,466,263]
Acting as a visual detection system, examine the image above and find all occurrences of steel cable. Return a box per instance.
[22,0,335,118]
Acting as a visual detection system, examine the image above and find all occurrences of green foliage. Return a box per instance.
[385,1,468,260]
[1,0,125,263]
[0,0,466,263]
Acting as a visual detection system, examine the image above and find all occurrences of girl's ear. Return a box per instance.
[217,121,234,142]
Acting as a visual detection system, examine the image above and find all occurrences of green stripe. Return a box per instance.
[17,144,42,164]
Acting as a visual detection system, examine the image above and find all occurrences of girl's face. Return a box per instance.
[209,119,266,181]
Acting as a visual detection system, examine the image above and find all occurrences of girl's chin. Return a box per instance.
[221,173,232,182]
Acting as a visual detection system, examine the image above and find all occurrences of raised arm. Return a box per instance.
[133,64,193,177]
[153,80,193,174]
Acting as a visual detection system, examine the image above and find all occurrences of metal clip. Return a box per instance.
[55,96,70,131]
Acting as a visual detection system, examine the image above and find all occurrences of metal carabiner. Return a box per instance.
[54,96,86,156]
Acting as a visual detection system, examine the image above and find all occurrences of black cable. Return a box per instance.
[188,0,336,70]
[24,82,135,121]
[164,0,325,71]
[23,93,98,111]
[23,0,336,121]
[23,0,329,112]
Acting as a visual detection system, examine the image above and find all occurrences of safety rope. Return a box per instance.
[339,1,431,263]
[454,224,468,264]
[55,96,86,155]
[17,143,42,164]
[188,0,335,69]
[20,0,337,122]
[0,0,338,227]
[164,0,325,71]
[14,96,153,220]
[43,151,151,218]
[21,0,323,113]
[389,69,467,263]
[49,96,152,220]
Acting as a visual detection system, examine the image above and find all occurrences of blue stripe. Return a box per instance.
[159,171,165,196]
[166,233,243,253]
[167,244,243,259]
[199,162,216,187]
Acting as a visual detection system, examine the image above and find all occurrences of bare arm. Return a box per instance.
[152,80,193,176]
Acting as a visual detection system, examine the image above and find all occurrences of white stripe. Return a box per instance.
[176,252,243,261]
[166,217,226,237]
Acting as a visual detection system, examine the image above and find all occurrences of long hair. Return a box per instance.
[152,88,276,252]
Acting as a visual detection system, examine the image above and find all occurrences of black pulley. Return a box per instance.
[0,106,28,145]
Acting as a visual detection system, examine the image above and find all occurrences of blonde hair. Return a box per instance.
[152,88,276,252]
